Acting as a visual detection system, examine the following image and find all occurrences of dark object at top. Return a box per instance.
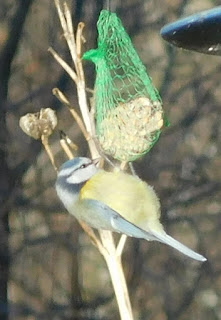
[161,6,221,55]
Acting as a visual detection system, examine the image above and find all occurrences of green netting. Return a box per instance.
[83,10,165,161]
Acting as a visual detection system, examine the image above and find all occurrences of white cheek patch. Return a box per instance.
[67,173,83,184]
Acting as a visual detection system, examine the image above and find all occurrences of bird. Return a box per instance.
[56,157,206,262]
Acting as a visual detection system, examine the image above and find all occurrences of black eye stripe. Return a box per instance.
[67,161,92,177]
[80,161,92,169]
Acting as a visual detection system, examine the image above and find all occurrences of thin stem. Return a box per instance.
[63,134,78,151]
[80,222,106,256]
[41,135,58,172]
[75,22,94,135]
[117,235,127,257]
[59,132,75,160]
[48,47,77,84]
[63,2,77,64]
[120,161,128,170]
[129,162,137,176]
[99,231,133,320]
[52,2,134,319]
[53,88,89,141]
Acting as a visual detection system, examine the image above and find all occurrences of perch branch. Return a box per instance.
[52,1,134,319]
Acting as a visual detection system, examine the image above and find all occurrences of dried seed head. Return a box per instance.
[19,108,57,140]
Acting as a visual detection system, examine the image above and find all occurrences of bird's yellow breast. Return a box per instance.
[80,170,163,232]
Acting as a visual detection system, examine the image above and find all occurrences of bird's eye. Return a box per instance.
[80,164,86,169]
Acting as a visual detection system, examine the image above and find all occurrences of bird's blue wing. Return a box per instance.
[80,199,206,262]
[80,198,156,240]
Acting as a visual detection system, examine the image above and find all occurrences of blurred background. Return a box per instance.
[1,0,221,319]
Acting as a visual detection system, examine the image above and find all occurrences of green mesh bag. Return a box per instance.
[83,10,165,162]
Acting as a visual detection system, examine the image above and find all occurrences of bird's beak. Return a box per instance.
[92,158,100,167]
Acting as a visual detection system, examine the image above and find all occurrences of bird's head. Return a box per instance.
[55,157,100,210]
[57,157,99,185]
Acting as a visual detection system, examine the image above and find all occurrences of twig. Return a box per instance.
[59,131,75,159]
[63,133,78,151]
[99,230,133,319]
[120,161,128,170]
[129,162,137,176]
[52,1,134,319]
[117,234,128,257]
[74,23,94,136]
[63,2,77,63]
[49,16,99,158]
[41,135,58,172]
[80,221,107,256]
[53,88,90,142]
[48,47,77,84]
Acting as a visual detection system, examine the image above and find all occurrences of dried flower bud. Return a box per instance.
[19,108,57,140]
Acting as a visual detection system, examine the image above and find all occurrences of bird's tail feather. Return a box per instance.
[97,200,206,262]
[147,230,206,262]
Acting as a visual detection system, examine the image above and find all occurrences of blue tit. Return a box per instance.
[56,157,206,262]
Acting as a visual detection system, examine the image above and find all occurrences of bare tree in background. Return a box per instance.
[0,1,34,319]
